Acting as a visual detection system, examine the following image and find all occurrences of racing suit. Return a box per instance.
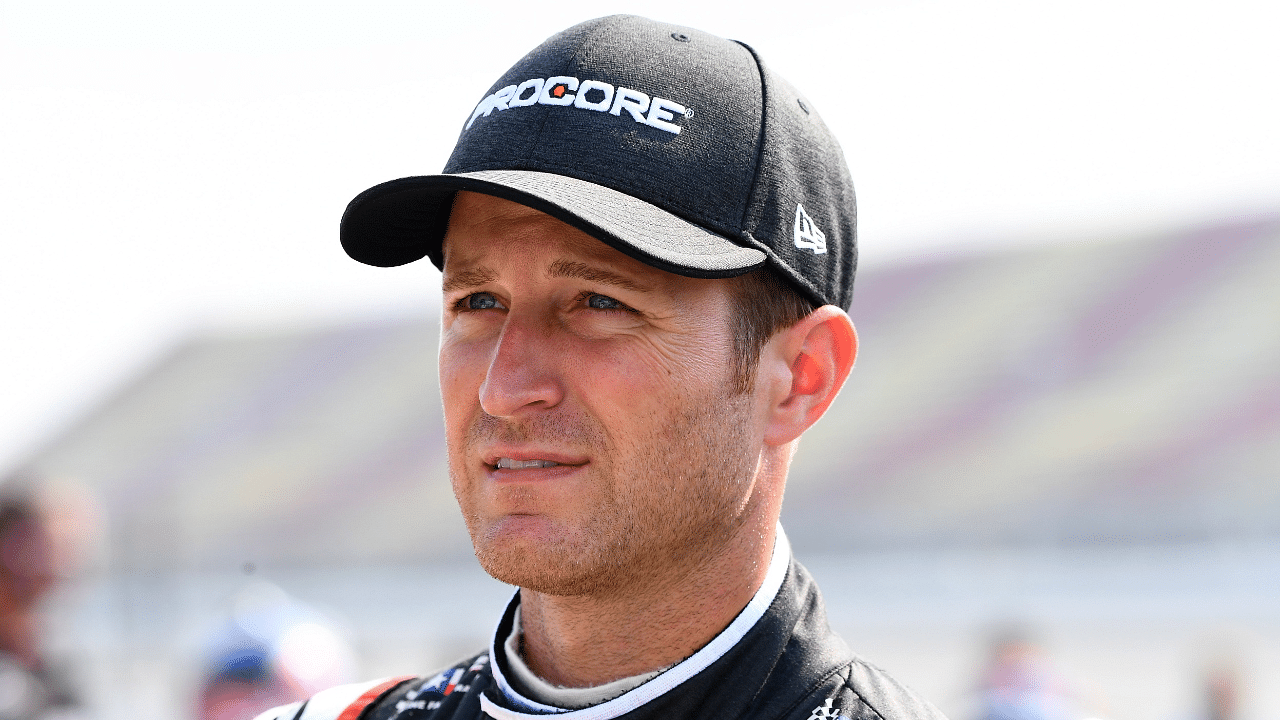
[254,532,945,720]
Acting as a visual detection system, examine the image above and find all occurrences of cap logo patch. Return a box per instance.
[808,698,852,720]
[465,76,689,135]
[793,203,827,255]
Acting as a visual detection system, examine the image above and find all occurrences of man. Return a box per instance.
[257,14,945,720]
[0,489,83,719]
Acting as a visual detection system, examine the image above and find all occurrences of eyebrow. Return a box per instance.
[441,267,497,293]
[548,259,654,293]
[443,259,655,294]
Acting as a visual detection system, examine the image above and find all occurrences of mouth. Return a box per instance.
[495,458,562,470]
[484,451,588,474]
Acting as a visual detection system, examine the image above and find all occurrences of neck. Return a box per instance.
[516,519,777,688]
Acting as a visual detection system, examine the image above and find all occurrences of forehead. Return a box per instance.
[442,191,676,283]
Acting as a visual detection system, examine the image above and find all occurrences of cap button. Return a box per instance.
[670,32,690,42]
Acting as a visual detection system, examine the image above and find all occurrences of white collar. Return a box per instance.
[502,606,662,709]
[483,524,792,720]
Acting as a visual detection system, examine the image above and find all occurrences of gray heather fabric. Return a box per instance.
[446,170,766,272]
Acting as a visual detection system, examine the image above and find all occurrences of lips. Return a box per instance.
[484,450,588,471]
[496,458,560,469]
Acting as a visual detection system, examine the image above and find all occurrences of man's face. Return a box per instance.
[439,192,769,597]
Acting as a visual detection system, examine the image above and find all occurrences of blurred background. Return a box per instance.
[2,0,1278,719]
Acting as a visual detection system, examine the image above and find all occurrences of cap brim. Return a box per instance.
[340,169,767,278]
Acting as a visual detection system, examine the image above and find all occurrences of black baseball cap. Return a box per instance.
[340,15,857,309]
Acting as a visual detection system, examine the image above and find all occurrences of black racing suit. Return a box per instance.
[259,556,945,720]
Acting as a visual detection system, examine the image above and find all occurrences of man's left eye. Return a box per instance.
[466,292,502,310]
[586,294,623,310]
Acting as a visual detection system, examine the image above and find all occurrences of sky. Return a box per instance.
[2,0,1278,471]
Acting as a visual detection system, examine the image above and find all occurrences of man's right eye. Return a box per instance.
[464,292,501,310]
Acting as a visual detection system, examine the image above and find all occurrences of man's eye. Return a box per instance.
[465,292,502,310]
[586,294,623,310]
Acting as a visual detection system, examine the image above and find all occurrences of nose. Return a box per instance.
[478,311,565,417]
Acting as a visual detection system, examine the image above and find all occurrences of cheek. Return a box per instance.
[438,336,488,422]
[438,340,490,487]
[567,333,732,422]
[631,326,736,389]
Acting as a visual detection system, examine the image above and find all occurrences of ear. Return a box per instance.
[762,305,858,447]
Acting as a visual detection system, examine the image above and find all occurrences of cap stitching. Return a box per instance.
[731,39,771,240]
[523,27,591,166]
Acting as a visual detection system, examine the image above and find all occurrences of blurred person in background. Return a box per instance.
[0,488,81,720]
[975,627,1085,720]
[196,582,355,720]
[258,14,944,720]
[1201,663,1240,720]
[1196,646,1248,720]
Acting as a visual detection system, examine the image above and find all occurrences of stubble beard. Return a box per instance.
[449,386,760,598]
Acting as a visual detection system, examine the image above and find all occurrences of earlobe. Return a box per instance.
[763,306,858,446]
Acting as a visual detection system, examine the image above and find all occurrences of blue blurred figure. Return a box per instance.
[197,582,355,720]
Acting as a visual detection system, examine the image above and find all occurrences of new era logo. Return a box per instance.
[808,698,852,720]
[793,204,827,255]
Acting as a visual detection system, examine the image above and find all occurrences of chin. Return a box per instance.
[474,542,606,597]
[470,517,632,597]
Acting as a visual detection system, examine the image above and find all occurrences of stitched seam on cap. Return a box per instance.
[731,39,770,239]
[524,27,590,166]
